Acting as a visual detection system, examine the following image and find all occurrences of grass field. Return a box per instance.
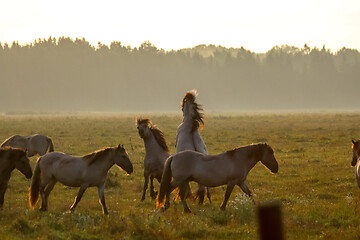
[0,113,360,239]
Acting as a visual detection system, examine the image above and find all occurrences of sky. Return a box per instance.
[1,0,360,53]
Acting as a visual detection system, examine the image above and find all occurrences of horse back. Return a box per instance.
[1,135,26,149]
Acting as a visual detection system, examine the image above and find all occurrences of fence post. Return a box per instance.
[257,201,283,240]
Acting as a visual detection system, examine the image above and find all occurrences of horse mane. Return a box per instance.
[0,146,26,158]
[181,90,204,133]
[136,117,169,153]
[353,140,360,156]
[150,126,170,153]
[84,147,115,165]
[136,117,152,127]
[226,143,272,158]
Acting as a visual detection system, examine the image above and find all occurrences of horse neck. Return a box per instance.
[181,104,195,129]
[89,151,115,173]
[143,133,168,157]
[0,158,14,180]
[232,148,260,174]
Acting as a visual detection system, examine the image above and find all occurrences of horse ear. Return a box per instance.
[352,140,356,144]
[118,144,121,149]
[264,142,267,147]
[121,144,124,148]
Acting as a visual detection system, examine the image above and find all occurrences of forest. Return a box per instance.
[0,37,359,113]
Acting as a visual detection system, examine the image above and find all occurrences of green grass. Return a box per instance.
[1,112,360,239]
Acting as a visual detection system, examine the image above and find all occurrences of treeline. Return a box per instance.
[0,37,359,112]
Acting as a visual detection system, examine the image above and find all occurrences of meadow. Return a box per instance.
[0,112,359,239]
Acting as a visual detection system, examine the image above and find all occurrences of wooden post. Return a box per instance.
[257,201,284,240]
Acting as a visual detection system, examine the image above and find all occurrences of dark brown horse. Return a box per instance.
[0,147,32,208]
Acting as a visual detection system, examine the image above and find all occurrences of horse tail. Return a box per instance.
[156,156,173,208]
[47,138,54,152]
[29,157,42,209]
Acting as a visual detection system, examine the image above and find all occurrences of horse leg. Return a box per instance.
[238,181,255,203]
[150,176,157,200]
[220,181,236,211]
[141,174,149,201]
[206,187,212,204]
[179,182,192,213]
[39,177,50,211]
[0,180,9,208]
[196,184,205,204]
[98,184,108,215]
[43,178,57,210]
[70,185,87,212]
[163,180,181,211]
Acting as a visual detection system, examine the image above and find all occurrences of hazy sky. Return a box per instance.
[1,0,359,52]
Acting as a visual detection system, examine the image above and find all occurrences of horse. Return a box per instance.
[157,143,278,213]
[1,134,54,157]
[29,144,133,215]
[137,117,171,201]
[0,147,32,208]
[175,89,211,204]
[351,139,360,188]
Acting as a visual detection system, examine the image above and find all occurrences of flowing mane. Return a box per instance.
[84,147,115,165]
[226,143,273,158]
[0,146,26,158]
[181,90,204,133]
[136,117,169,153]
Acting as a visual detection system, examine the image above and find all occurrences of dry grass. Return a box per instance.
[0,113,360,239]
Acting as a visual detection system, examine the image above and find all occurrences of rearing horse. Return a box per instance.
[176,90,211,204]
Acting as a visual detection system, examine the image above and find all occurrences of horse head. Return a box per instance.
[181,90,204,132]
[115,144,133,174]
[14,148,33,179]
[260,143,278,173]
[351,140,360,166]
[136,117,152,139]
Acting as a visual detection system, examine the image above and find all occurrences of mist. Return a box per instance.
[0,37,359,113]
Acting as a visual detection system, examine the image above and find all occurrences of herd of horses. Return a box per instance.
[1,90,358,215]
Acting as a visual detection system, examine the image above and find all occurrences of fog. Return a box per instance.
[1,38,359,113]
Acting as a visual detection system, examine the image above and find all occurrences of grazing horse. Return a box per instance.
[137,117,170,201]
[157,143,278,213]
[0,147,32,208]
[351,139,360,188]
[1,134,54,157]
[29,145,133,215]
[175,90,211,204]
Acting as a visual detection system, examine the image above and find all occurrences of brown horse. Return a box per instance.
[1,134,54,157]
[157,143,278,212]
[29,145,133,215]
[0,147,32,208]
[351,139,360,188]
[136,117,170,201]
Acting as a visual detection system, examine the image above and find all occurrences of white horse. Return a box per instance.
[137,117,171,201]
[1,134,54,157]
[157,143,278,212]
[351,140,360,188]
[175,90,211,204]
